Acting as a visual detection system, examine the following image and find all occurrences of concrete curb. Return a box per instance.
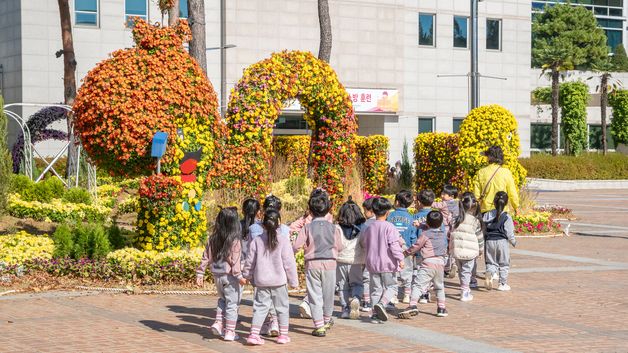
[527,178,628,191]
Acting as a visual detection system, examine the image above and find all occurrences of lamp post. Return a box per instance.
[206,0,236,118]
[470,0,480,110]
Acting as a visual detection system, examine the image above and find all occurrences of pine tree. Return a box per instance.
[400,140,413,189]
[612,44,628,72]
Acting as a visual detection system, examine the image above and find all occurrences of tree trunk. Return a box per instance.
[57,0,78,180]
[168,0,180,27]
[551,69,560,156]
[317,0,332,62]
[601,74,608,155]
[188,0,207,74]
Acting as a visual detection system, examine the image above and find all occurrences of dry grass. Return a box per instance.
[270,155,291,182]
[518,184,538,214]
[342,163,365,206]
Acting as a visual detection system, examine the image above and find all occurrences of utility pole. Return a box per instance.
[470,0,479,109]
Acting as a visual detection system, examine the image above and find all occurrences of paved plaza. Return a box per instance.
[2,190,628,353]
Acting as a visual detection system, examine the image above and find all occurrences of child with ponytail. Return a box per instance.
[196,207,243,341]
[243,209,298,345]
[483,191,517,291]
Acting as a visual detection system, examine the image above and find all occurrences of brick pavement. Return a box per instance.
[1,190,628,353]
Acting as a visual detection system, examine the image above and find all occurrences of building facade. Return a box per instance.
[2,1,537,162]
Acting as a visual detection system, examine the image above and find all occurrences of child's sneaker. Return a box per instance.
[210,322,223,336]
[360,302,372,312]
[402,294,410,304]
[448,263,458,279]
[419,293,430,304]
[276,335,291,344]
[349,297,360,319]
[223,330,238,341]
[323,318,334,331]
[340,307,350,319]
[370,314,382,324]
[390,296,399,305]
[373,303,389,321]
[385,302,396,312]
[246,334,264,345]
[497,283,511,291]
[460,290,474,302]
[484,272,494,290]
[397,305,419,319]
[260,318,279,337]
[436,307,448,317]
[470,280,479,289]
[299,301,312,319]
[311,327,326,337]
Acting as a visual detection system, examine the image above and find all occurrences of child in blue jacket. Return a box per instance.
[386,190,415,304]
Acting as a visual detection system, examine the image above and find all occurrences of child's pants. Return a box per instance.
[456,258,476,290]
[362,267,371,304]
[306,268,336,328]
[214,274,241,332]
[370,272,396,306]
[398,256,415,297]
[250,285,290,337]
[336,263,364,309]
[485,239,510,284]
[410,265,446,308]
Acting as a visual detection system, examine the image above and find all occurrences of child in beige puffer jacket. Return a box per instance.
[451,192,484,302]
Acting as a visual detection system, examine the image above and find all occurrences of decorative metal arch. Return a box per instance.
[3,103,97,197]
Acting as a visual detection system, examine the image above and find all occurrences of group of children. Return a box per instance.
[196,185,517,345]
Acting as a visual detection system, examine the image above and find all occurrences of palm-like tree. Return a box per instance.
[588,58,622,154]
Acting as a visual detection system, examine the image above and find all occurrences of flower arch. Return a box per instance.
[216,50,357,197]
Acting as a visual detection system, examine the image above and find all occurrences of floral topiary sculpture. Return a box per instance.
[73,19,225,251]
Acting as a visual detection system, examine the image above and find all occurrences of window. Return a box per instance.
[180,0,188,19]
[588,125,616,150]
[486,19,501,51]
[274,115,308,130]
[418,117,434,134]
[125,0,147,27]
[453,16,468,49]
[418,13,435,46]
[530,123,552,150]
[75,0,98,26]
[453,118,464,133]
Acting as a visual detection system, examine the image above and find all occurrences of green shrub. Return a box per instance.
[73,224,92,259]
[107,224,127,250]
[52,224,75,258]
[91,225,111,259]
[62,187,92,205]
[531,87,551,105]
[609,89,628,145]
[559,81,589,156]
[29,177,65,203]
[9,174,36,199]
[520,153,628,180]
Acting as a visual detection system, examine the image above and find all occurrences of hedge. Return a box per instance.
[609,90,628,145]
[520,153,628,180]
[559,81,589,156]
[414,133,466,194]
[273,135,311,177]
[354,135,389,194]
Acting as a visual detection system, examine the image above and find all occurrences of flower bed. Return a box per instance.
[6,193,111,222]
[513,211,562,236]
[533,204,575,220]
[0,231,54,266]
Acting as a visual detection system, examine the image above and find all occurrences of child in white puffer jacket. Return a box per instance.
[336,197,367,320]
[451,192,484,302]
